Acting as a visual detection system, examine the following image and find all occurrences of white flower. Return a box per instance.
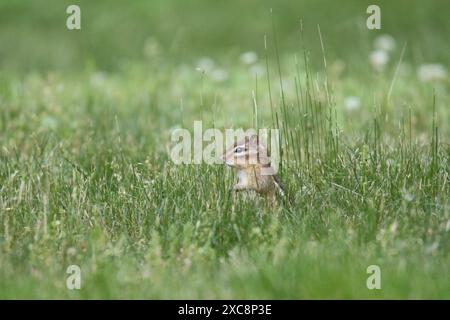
[403,192,414,202]
[90,71,107,87]
[374,34,396,52]
[425,242,439,254]
[389,222,398,233]
[240,51,258,65]
[249,64,265,76]
[344,96,361,111]
[66,247,77,256]
[143,37,161,57]
[41,116,58,130]
[196,57,215,73]
[417,64,448,82]
[210,68,228,82]
[369,50,389,72]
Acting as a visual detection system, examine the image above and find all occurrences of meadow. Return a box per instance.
[0,0,449,299]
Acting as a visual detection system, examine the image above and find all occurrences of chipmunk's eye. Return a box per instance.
[234,147,245,153]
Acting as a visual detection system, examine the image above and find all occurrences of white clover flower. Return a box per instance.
[344,96,361,111]
[417,64,448,82]
[374,34,396,52]
[240,51,258,65]
[389,222,398,233]
[142,269,151,279]
[403,192,414,202]
[369,50,389,72]
[143,37,161,57]
[210,68,228,82]
[249,64,265,76]
[66,247,77,256]
[41,116,58,130]
[196,57,215,73]
[425,242,439,254]
[90,71,107,87]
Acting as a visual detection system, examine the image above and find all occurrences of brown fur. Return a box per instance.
[222,134,285,197]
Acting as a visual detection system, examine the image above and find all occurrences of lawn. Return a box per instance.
[0,0,449,299]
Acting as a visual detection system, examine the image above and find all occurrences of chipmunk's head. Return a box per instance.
[222,134,270,170]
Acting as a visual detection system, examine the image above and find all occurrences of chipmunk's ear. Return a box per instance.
[248,134,259,145]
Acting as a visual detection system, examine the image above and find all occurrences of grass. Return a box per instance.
[0,0,449,299]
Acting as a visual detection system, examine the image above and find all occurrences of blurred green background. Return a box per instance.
[1,0,449,72]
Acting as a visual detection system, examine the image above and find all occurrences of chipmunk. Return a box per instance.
[222,134,285,198]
